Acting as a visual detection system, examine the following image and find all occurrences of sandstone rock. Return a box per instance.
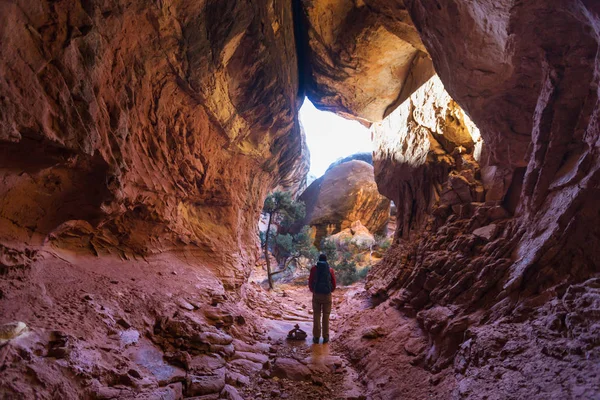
[480,165,514,203]
[165,351,192,370]
[302,0,434,122]
[210,344,235,358]
[326,153,373,173]
[119,329,140,348]
[231,339,270,354]
[176,299,196,311]
[0,0,599,399]
[132,383,183,400]
[232,351,269,365]
[416,307,453,335]
[329,221,376,250]
[361,326,385,339]
[131,340,187,386]
[0,0,306,286]
[225,370,250,387]
[371,75,483,239]
[220,384,244,400]
[198,331,233,346]
[404,337,427,356]
[272,357,312,381]
[183,394,219,400]
[189,354,226,374]
[187,373,226,396]
[114,317,131,329]
[405,0,600,301]
[204,308,235,328]
[472,224,497,241]
[296,160,390,244]
[229,359,264,376]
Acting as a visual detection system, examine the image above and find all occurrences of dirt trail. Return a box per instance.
[243,283,366,400]
[0,248,368,399]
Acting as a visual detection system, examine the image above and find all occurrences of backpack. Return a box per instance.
[312,261,332,294]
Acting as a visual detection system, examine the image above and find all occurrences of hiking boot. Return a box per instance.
[312,338,319,344]
[323,338,329,344]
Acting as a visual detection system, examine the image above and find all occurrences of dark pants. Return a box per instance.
[312,293,332,340]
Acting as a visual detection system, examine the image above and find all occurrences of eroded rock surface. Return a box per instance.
[0,0,307,285]
[301,0,435,122]
[0,0,309,397]
[372,75,483,240]
[296,160,390,245]
[1,0,600,399]
[345,1,600,398]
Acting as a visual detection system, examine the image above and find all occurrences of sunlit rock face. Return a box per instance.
[403,0,600,298]
[359,1,600,397]
[296,160,390,245]
[372,75,483,238]
[0,0,306,282]
[301,0,435,123]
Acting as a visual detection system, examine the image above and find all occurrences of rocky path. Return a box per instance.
[242,283,366,400]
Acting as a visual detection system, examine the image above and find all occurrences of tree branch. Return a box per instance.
[269,268,288,276]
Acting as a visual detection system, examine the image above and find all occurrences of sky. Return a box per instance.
[299,98,372,178]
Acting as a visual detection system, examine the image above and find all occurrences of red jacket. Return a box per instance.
[308,265,336,293]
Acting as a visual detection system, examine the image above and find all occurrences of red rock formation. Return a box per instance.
[2,0,600,398]
[333,1,600,398]
[0,0,307,284]
[402,0,600,298]
[296,160,390,245]
[372,75,483,240]
[0,0,308,397]
[301,0,435,123]
[372,0,600,319]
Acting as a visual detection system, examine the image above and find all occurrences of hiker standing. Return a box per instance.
[308,254,337,344]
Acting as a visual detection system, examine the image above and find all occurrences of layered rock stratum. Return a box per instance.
[327,1,600,398]
[0,1,309,398]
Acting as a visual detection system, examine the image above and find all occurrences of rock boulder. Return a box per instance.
[296,160,390,245]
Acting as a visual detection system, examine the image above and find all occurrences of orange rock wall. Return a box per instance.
[0,0,308,283]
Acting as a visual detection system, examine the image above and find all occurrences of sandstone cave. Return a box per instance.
[1,1,599,399]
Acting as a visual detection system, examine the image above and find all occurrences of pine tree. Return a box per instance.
[261,191,305,289]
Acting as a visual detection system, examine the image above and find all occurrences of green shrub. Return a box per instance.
[374,235,392,251]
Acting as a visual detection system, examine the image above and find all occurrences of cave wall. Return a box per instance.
[0,0,308,283]
[301,0,600,396]
[301,0,435,123]
[372,75,483,240]
[400,0,600,299]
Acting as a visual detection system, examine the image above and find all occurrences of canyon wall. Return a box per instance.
[372,75,483,241]
[1,0,599,398]
[296,160,390,245]
[324,1,600,398]
[0,1,312,398]
[300,0,435,123]
[369,0,600,320]
[403,0,600,297]
[0,0,308,284]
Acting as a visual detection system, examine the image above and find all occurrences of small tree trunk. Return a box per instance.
[265,213,274,290]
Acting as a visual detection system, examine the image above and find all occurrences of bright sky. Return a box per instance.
[299,98,372,178]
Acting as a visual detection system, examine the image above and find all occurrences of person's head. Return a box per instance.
[318,254,327,262]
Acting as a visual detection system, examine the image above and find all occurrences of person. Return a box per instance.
[308,254,336,344]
